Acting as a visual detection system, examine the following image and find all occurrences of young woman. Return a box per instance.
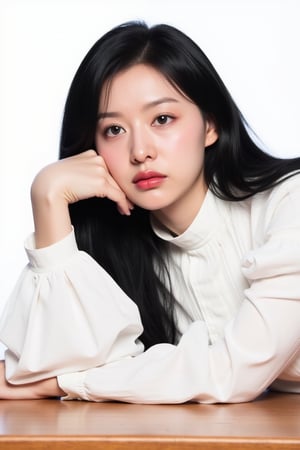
[0,21,299,403]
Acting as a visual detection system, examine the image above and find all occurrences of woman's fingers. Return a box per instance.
[33,149,133,215]
[71,150,132,215]
[92,153,133,215]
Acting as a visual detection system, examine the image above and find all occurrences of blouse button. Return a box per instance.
[243,255,255,268]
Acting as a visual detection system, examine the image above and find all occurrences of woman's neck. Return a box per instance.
[152,185,208,236]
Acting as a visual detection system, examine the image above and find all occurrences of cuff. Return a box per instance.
[57,371,88,401]
[25,229,78,271]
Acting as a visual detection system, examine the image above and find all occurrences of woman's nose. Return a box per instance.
[130,129,157,164]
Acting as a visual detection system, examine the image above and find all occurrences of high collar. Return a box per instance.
[151,189,221,251]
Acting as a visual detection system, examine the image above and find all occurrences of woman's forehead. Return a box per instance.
[99,64,189,111]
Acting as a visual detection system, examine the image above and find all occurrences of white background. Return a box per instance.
[0,0,299,355]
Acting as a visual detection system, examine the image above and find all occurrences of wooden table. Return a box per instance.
[0,392,299,449]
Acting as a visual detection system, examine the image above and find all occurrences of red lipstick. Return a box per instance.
[133,171,166,190]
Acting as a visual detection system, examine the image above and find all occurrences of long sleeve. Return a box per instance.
[0,230,144,383]
[57,275,299,403]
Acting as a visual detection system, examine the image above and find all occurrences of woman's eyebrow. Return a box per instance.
[97,97,179,120]
[143,97,179,110]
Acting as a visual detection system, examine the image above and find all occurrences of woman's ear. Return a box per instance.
[204,120,218,147]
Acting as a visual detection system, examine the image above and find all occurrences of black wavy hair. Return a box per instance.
[60,21,300,348]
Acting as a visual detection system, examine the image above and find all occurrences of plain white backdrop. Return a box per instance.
[0,0,299,355]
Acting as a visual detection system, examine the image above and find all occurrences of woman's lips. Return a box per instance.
[133,171,166,190]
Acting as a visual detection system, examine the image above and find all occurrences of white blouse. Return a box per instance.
[0,175,300,403]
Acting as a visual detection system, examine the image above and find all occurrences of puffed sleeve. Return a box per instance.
[57,178,300,403]
[0,230,144,384]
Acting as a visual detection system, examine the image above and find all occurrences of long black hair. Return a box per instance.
[60,21,300,348]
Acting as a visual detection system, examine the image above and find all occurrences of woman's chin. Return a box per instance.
[132,199,171,212]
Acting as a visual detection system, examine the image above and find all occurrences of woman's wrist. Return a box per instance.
[0,361,66,399]
[31,191,72,249]
[34,377,66,398]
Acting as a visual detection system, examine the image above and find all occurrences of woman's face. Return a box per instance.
[95,64,218,233]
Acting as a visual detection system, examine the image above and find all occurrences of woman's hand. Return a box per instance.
[32,150,132,210]
[0,361,65,400]
[31,150,133,248]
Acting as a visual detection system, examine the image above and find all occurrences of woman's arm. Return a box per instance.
[0,361,65,399]
[55,296,299,404]
[0,150,142,386]
[0,229,144,385]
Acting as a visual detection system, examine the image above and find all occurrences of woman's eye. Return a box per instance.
[105,125,125,137]
[153,115,173,126]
